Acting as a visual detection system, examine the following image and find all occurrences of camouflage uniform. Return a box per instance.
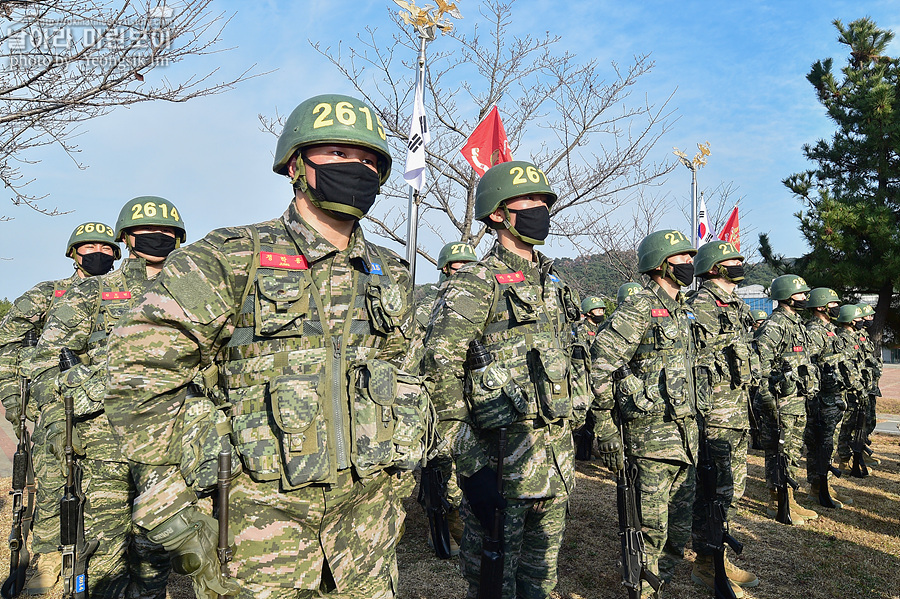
[858,328,881,440]
[423,242,585,599]
[0,274,79,558]
[687,280,754,551]
[103,202,427,599]
[30,257,170,599]
[835,328,868,463]
[589,280,698,583]
[803,317,846,486]
[753,307,818,490]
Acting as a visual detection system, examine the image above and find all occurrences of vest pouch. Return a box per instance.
[557,284,581,323]
[662,365,692,419]
[819,354,841,392]
[615,371,648,421]
[180,392,241,494]
[389,371,429,471]
[532,347,572,422]
[101,301,131,332]
[270,374,332,487]
[506,284,539,324]
[466,361,524,430]
[778,356,799,397]
[726,342,752,386]
[796,362,818,397]
[229,384,281,481]
[366,281,406,335]
[653,318,679,350]
[694,365,712,416]
[255,272,309,336]
[61,363,105,419]
[569,343,592,418]
[350,359,397,475]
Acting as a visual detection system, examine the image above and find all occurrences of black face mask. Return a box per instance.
[828,306,841,319]
[721,264,745,282]
[791,298,808,310]
[132,232,177,258]
[80,252,115,276]
[507,205,551,245]
[587,314,605,325]
[862,320,873,329]
[854,320,865,330]
[304,158,380,221]
[667,262,694,287]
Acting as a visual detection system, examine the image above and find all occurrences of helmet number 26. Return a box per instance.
[131,201,180,222]
[509,165,549,186]
[312,101,387,141]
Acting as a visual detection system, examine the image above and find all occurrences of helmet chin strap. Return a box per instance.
[291,153,309,191]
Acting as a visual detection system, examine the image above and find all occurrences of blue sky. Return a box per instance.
[2,0,899,299]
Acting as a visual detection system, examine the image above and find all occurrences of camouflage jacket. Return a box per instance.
[836,326,867,396]
[30,258,154,460]
[589,280,699,465]
[687,280,755,430]
[753,306,817,416]
[0,272,80,420]
[423,242,584,499]
[104,201,426,529]
[805,317,845,398]
[857,328,882,395]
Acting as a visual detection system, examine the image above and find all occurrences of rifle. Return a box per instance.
[617,456,662,599]
[812,398,842,509]
[850,395,870,478]
[746,393,763,451]
[217,441,233,599]
[417,459,453,559]
[697,419,742,599]
[476,427,507,599]
[1,329,39,599]
[59,348,99,599]
[772,407,799,525]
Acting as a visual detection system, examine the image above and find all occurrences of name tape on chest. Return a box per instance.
[260,251,309,271]
[826,331,836,336]
[495,271,525,284]
[101,291,132,301]
[650,308,669,318]
[792,345,804,352]
[54,289,66,297]
[715,300,729,308]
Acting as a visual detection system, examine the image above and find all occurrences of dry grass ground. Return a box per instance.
[2,437,897,599]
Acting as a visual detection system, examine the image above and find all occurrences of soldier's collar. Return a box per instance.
[282,201,367,265]
[647,278,681,309]
[492,241,539,274]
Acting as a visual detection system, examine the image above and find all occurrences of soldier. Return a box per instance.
[571,296,607,461]
[423,160,585,599]
[835,305,869,474]
[103,94,429,599]
[753,275,819,525]
[616,282,643,306]
[580,296,607,330]
[590,229,698,598]
[424,241,478,556]
[0,222,119,594]
[30,199,186,598]
[856,303,881,465]
[687,240,758,594]
[803,288,852,508]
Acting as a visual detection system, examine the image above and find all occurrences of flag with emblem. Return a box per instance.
[718,205,740,250]
[403,71,430,191]
[460,106,513,177]
[697,196,715,245]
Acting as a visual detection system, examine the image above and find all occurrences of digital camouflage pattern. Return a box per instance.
[858,327,881,438]
[836,326,868,462]
[104,201,427,597]
[588,279,699,583]
[753,306,816,490]
[803,316,846,485]
[0,273,79,556]
[423,241,584,599]
[687,279,755,549]
[30,257,170,599]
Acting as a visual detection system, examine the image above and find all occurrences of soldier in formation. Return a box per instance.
[835,305,870,475]
[856,303,882,466]
[0,223,119,594]
[423,160,586,599]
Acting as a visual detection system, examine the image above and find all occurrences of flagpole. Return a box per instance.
[405,33,427,279]
[673,142,710,291]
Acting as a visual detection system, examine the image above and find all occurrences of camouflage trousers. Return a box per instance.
[633,457,695,583]
[433,454,462,509]
[459,493,568,599]
[81,457,170,599]
[866,393,878,437]
[229,469,414,599]
[804,394,844,484]
[759,411,806,490]
[691,426,748,556]
[30,419,65,555]
[837,393,867,461]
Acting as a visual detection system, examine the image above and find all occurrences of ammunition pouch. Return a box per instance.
[725,342,752,386]
[531,347,572,423]
[465,360,527,430]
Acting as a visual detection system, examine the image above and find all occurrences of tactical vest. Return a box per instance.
[696,293,753,389]
[808,320,844,396]
[614,296,695,422]
[89,270,138,348]
[771,311,818,398]
[222,222,426,490]
[466,260,581,430]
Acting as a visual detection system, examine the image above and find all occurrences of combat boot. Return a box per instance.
[838,459,851,475]
[724,553,759,588]
[766,490,806,525]
[691,555,744,598]
[830,485,853,506]
[808,480,844,509]
[25,553,61,595]
[867,454,881,467]
[788,488,818,521]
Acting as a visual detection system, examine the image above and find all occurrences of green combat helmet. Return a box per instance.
[474,160,557,245]
[836,304,863,324]
[581,296,606,314]
[768,274,810,301]
[636,229,696,288]
[751,309,768,322]
[693,240,743,277]
[272,94,392,208]
[437,241,478,270]
[617,282,643,305]
[808,287,840,308]
[66,222,121,260]
[856,303,875,317]
[115,196,186,244]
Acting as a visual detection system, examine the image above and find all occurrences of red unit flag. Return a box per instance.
[460,106,513,176]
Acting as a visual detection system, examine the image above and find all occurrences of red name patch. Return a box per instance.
[715,300,729,307]
[495,271,525,284]
[826,331,836,336]
[792,346,804,352]
[54,289,66,297]
[651,309,670,318]
[855,345,859,350]
[101,291,132,300]
[260,252,309,271]
[588,331,596,336]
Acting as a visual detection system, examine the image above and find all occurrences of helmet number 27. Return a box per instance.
[665,231,687,245]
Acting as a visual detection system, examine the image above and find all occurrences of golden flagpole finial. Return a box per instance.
[393,0,463,40]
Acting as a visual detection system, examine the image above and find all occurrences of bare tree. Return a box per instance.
[1,0,259,216]
[296,0,676,265]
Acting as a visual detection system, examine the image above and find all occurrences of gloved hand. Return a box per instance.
[2,396,21,429]
[147,506,240,599]
[595,433,624,472]
[462,466,507,532]
[757,385,777,413]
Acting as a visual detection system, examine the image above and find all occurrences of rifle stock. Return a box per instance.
[617,455,661,598]
[418,464,453,559]
[477,427,507,599]
[850,396,869,478]
[1,330,38,599]
[217,442,233,599]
